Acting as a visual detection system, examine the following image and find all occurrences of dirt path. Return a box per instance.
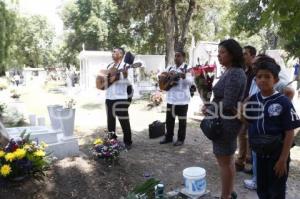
[1,88,300,199]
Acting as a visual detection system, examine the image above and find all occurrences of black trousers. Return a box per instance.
[165,103,188,141]
[256,155,290,199]
[105,99,132,145]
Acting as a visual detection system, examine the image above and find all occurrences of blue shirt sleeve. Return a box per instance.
[281,99,300,131]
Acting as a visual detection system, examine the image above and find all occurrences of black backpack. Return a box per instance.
[149,120,165,139]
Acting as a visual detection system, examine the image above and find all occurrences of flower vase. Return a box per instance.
[57,108,75,137]
[47,105,63,130]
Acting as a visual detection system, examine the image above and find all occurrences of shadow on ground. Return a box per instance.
[80,103,102,110]
[1,124,300,199]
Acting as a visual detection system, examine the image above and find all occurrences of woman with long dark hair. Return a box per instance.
[204,39,246,199]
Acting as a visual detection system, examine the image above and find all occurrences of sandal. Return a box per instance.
[217,192,238,199]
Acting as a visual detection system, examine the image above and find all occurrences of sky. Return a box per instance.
[18,0,65,39]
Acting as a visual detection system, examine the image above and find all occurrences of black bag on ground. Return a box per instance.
[200,116,222,141]
[149,120,165,139]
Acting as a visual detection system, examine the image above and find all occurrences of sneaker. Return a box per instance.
[244,179,257,190]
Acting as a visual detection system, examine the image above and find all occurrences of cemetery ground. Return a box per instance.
[1,84,300,199]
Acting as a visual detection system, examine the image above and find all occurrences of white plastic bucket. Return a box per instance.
[183,167,206,196]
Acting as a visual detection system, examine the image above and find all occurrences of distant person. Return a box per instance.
[235,45,256,174]
[293,58,300,97]
[14,74,20,86]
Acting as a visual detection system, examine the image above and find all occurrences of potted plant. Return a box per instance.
[0,131,50,182]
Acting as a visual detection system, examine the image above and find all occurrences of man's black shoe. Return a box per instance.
[108,132,118,139]
[125,143,132,150]
[173,140,184,146]
[160,137,173,144]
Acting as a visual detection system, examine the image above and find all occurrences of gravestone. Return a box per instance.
[5,125,80,159]
[0,121,9,147]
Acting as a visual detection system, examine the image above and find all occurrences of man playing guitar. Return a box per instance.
[159,50,194,146]
[105,47,133,149]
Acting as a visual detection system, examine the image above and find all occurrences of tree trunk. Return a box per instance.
[0,65,5,76]
[175,0,195,51]
[164,0,195,67]
[163,3,175,67]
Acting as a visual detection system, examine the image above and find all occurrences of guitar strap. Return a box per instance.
[107,62,121,69]
[168,64,188,72]
[183,64,188,73]
[107,62,114,69]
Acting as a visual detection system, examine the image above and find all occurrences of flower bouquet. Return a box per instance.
[0,131,50,181]
[150,91,163,106]
[91,136,125,165]
[65,97,76,109]
[191,63,216,103]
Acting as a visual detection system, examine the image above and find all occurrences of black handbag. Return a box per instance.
[149,120,165,139]
[200,116,222,141]
[249,134,283,156]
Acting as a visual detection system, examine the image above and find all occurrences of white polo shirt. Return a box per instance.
[164,63,194,105]
[105,62,131,100]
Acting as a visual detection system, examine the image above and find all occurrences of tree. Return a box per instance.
[60,0,131,68]
[231,0,300,57]
[115,0,201,66]
[11,15,55,68]
[0,1,16,75]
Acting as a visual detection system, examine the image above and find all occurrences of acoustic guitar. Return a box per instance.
[158,71,186,91]
[158,64,196,91]
[96,62,142,90]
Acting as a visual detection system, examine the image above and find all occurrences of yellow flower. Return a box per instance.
[34,150,46,157]
[0,150,5,158]
[5,153,15,162]
[93,138,103,145]
[23,144,31,150]
[13,148,26,159]
[0,164,11,177]
[40,141,48,149]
